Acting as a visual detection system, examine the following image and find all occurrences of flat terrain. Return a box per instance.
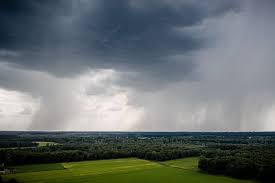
[33,141,59,147]
[3,158,254,183]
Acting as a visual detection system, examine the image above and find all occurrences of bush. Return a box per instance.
[7,178,18,183]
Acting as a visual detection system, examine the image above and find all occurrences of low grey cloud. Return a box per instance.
[19,107,32,115]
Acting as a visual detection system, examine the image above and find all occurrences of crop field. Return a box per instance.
[33,141,59,147]
[3,157,254,183]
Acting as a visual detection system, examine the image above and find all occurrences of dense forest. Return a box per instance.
[198,145,275,182]
[0,132,275,182]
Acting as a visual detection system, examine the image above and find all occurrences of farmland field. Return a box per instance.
[34,141,59,147]
[3,157,254,183]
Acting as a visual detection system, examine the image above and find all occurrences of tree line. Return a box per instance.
[198,145,275,182]
[0,144,200,165]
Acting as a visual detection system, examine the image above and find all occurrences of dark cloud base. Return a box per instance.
[0,0,239,77]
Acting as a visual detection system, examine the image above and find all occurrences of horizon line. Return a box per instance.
[1,130,275,133]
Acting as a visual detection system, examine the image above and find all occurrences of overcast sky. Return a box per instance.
[0,0,275,131]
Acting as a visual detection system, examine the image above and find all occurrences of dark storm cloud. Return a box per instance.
[1,1,275,131]
[0,0,239,78]
[0,0,70,48]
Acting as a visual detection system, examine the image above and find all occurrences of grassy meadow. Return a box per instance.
[3,157,255,183]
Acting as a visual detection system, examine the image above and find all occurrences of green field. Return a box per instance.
[3,158,255,183]
[34,141,59,147]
